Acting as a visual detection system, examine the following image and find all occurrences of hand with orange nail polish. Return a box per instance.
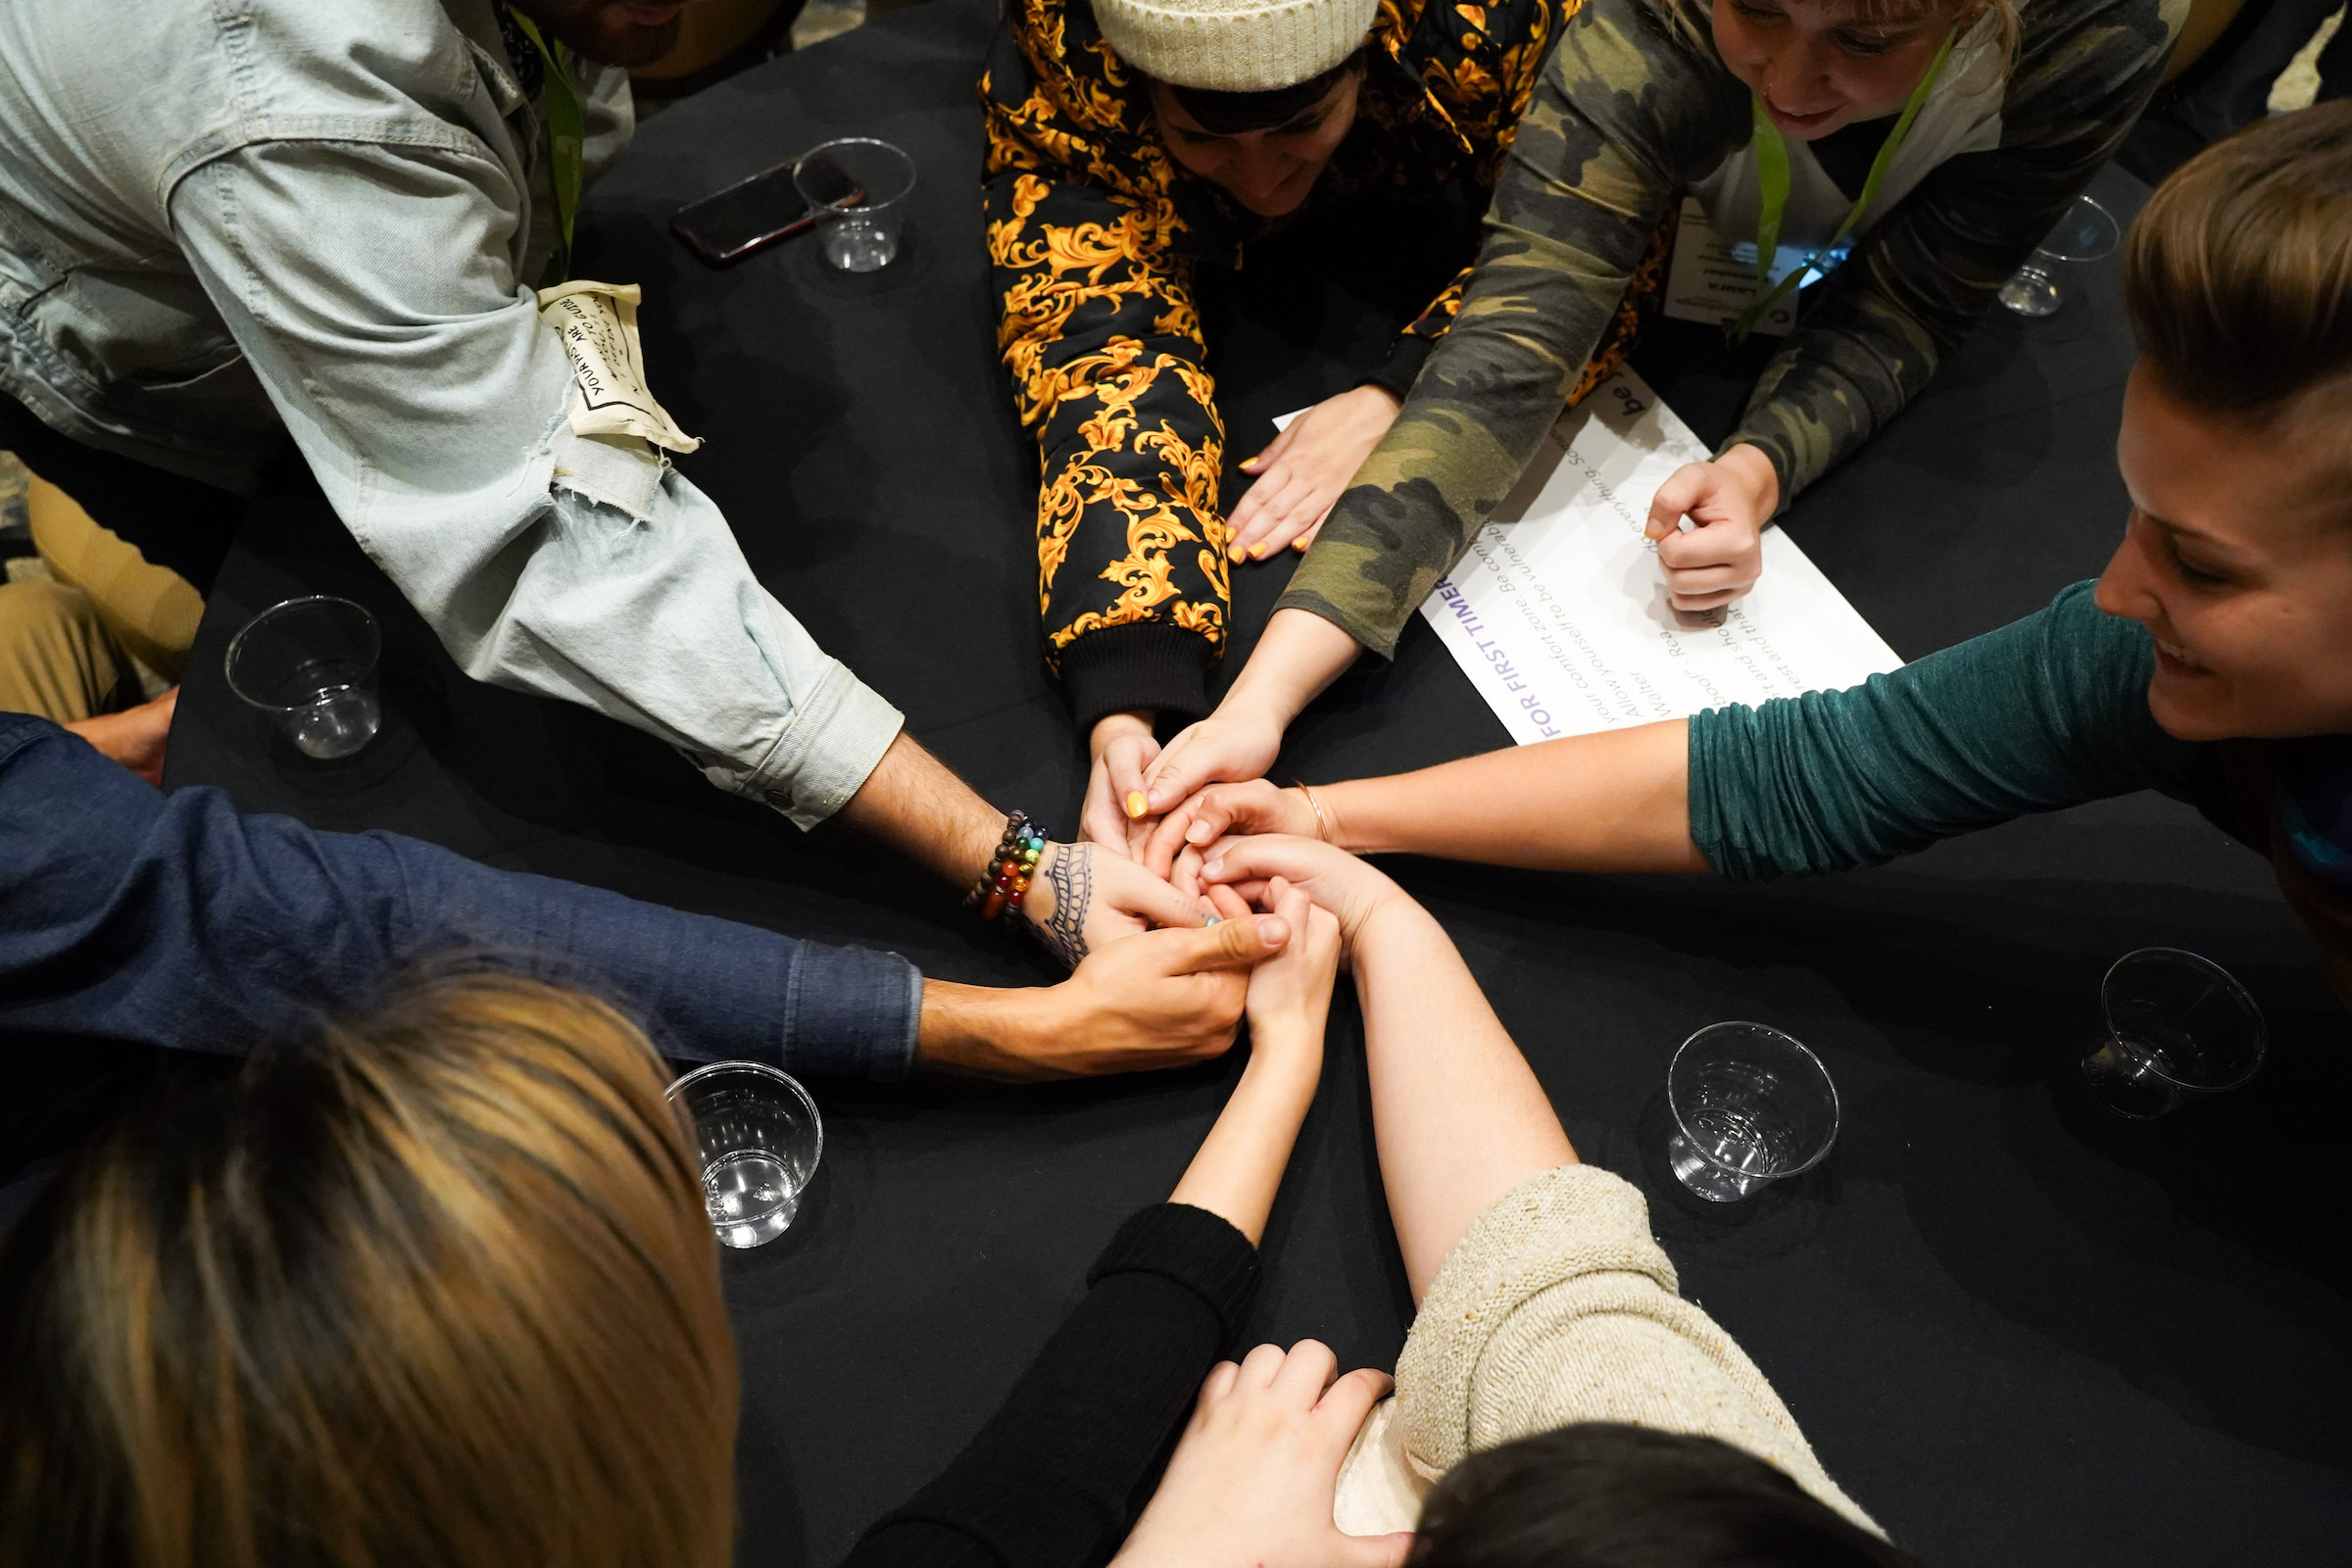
[1225,383,1400,565]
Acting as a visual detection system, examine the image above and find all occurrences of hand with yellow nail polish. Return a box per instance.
[1225,383,1401,565]
[1081,710,1164,858]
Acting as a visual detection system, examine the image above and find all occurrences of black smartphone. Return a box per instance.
[670,157,861,266]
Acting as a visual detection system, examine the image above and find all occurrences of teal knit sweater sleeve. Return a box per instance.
[1688,581,2208,881]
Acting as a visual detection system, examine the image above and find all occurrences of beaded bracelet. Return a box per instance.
[965,810,1046,923]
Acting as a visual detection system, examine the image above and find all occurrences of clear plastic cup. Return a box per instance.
[1997,195,2120,318]
[666,1062,824,1249]
[1666,1022,1840,1202]
[224,596,381,760]
[795,136,916,272]
[2082,948,2266,1119]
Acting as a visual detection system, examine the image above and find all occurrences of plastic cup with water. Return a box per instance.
[224,596,382,760]
[1998,195,2120,318]
[2082,948,2266,1119]
[666,1061,824,1249]
[1666,1022,1840,1202]
[795,137,916,272]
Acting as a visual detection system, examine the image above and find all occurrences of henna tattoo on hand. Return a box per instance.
[1032,841,1093,968]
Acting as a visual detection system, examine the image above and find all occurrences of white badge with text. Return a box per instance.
[1661,197,1797,337]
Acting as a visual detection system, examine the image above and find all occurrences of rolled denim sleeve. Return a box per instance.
[0,715,919,1079]
[167,140,902,828]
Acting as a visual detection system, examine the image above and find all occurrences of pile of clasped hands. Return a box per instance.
[1102,841,1427,1568]
[1081,700,1347,908]
[1046,721,1434,1568]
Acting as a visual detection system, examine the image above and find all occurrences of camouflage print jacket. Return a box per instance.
[982,0,1572,729]
[1280,0,2179,659]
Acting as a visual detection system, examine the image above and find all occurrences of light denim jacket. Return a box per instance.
[0,0,902,825]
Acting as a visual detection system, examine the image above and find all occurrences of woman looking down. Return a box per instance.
[1121,0,2184,828]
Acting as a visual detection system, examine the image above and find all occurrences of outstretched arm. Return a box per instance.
[839,730,1211,965]
[1317,719,1700,874]
[1167,880,1339,1243]
[1147,716,1702,880]
[982,5,1233,740]
[1158,583,2212,887]
[1351,894,1579,1301]
[1199,836,1576,1301]
[1125,608,1367,829]
[0,715,924,1081]
[841,892,1334,1568]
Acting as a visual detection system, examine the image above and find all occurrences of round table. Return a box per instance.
[163,2,2352,1560]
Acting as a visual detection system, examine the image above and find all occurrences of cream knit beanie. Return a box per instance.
[1091,0,1380,92]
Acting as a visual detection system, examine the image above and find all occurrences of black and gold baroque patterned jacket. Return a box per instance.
[982,0,1573,728]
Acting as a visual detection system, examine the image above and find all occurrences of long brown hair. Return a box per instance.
[2124,99,2352,422]
[0,973,738,1568]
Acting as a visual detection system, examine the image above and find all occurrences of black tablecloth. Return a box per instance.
[162,3,2351,1561]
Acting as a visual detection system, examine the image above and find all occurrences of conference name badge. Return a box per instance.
[535,280,704,454]
[1661,197,1796,337]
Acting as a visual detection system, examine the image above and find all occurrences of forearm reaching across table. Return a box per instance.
[1349,893,1580,1301]
[843,888,1328,1568]
[172,140,903,828]
[839,1204,1260,1568]
[982,19,1235,728]
[1165,584,2212,881]
[0,715,920,1078]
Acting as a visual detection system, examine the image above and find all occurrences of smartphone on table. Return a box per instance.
[670,156,862,266]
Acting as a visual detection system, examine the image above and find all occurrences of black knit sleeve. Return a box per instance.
[840,1202,1260,1568]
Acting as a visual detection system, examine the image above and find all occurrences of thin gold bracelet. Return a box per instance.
[1295,781,1333,844]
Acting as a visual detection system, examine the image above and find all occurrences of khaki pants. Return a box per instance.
[27,476,202,683]
[0,576,123,721]
[0,474,203,721]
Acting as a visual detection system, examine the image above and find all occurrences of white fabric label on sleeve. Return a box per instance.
[535,279,704,454]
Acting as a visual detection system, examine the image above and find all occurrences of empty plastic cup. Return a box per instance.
[1666,1022,1840,1202]
[224,596,381,760]
[667,1061,824,1248]
[2082,948,2266,1119]
[795,137,916,272]
[1998,195,2120,318]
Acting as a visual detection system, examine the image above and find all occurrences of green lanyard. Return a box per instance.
[510,12,584,283]
[1733,26,1956,340]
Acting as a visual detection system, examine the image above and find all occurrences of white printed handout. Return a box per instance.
[1413,368,1901,745]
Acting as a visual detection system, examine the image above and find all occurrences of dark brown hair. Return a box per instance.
[1162,51,1365,135]
[1408,1424,1930,1568]
[2125,99,2352,421]
[0,974,737,1568]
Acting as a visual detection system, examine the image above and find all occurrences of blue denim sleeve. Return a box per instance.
[0,716,918,1079]
[1687,580,2211,880]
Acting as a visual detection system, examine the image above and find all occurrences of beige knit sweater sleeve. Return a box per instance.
[1391,1163,1880,1536]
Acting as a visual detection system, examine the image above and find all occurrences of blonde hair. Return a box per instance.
[1660,0,2023,81]
[2124,100,2352,423]
[0,972,738,1568]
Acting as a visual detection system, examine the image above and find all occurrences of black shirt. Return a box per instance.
[842,1202,1260,1568]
